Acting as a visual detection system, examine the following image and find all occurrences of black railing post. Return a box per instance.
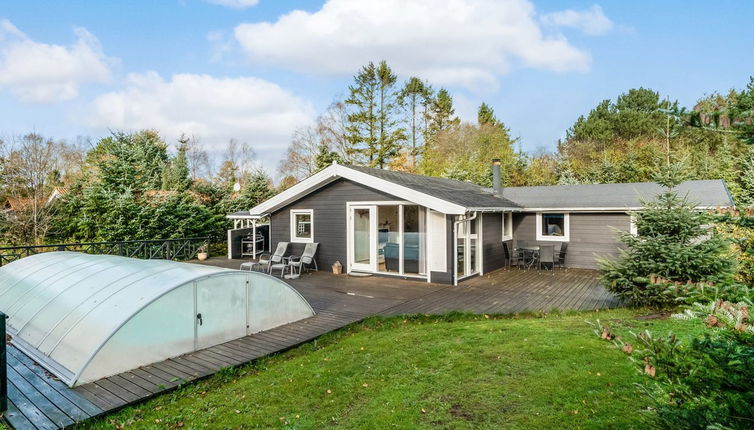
[1,312,7,413]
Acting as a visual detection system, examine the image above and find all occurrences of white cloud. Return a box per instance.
[233,0,596,89]
[89,72,314,165]
[205,0,259,9]
[541,5,613,36]
[0,19,113,103]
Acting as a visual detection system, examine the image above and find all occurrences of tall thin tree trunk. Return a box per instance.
[411,95,417,167]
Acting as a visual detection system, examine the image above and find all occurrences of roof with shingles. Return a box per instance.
[236,163,735,217]
[497,179,734,209]
[345,165,520,209]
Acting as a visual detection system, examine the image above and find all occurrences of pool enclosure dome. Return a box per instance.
[0,252,315,387]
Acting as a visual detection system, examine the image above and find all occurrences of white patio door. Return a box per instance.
[349,205,377,272]
[455,217,479,281]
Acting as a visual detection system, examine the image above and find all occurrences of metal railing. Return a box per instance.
[1,312,6,413]
[0,237,213,267]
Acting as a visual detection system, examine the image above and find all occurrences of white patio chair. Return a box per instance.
[287,242,319,278]
[241,242,288,272]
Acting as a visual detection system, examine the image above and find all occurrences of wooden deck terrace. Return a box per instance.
[3,258,619,429]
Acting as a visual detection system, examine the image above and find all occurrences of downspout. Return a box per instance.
[453,211,478,286]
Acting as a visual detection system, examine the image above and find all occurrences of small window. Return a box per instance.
[290,209,313,243]
[501,212,513,241]
[536,213,569,242]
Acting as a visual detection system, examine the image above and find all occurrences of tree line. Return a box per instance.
[280,61,754,204]
[0,131,275,246]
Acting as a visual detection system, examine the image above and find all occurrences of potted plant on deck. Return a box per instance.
[197,244,209,261]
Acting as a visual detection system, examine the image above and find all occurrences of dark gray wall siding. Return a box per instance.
[270,179,398,270]
[511,212,630,269]
[482,213,508,273]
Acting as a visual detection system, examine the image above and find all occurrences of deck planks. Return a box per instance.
[4,262,619,429]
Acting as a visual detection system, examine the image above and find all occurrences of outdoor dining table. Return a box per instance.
[519,245,540,269]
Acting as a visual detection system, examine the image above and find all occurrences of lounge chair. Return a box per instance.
[240,242,288,272]
[287,242,319,278]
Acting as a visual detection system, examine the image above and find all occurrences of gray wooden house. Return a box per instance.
[228,161,733,285]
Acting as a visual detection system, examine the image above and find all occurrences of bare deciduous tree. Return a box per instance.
[0,133,84,244]
[181,134,213,179]
[277,100,352,180]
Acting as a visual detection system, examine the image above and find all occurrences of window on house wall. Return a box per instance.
[501,212,513,241]
[290,209,313,242]
[536,213,569,242]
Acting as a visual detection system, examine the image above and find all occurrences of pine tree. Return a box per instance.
[425,88,459,142]
[90,130,168,194]
[314,141,344,171]
[374,61,405,168]
[162,136,192,191]
[599,164,735,306]
[477,102,502,128]
[345,62,379,165]
[398,77,433,163]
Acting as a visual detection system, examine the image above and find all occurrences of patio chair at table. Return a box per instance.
[555,243,568,270]
[539,245,555,272]
[240,242,288,272]
[503,242,521,269]
[513,240,530,269]
[287,242,320,278]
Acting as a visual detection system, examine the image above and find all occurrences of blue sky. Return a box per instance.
[1,0,752,174]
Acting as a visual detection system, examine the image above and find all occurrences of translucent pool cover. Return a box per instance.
[0,252,314,386]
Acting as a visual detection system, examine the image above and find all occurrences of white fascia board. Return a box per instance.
[250,164,467,215]
[519,205,730,212]
[338,166,466,214]
[225,214,263,219]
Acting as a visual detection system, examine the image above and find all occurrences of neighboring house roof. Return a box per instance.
[498,179,734,211]
[3,197,47,212]
[238,163,734,217]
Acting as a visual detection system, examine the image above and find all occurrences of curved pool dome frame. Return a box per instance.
[0,252,315,387]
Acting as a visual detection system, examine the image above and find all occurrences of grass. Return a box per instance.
[66,309,702,429]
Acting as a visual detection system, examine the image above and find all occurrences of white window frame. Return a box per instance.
[290,209,314,243]
[535,212,570,242]
[501,212,513,241]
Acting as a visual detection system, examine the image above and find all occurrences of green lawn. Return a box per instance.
[75,309,701,429]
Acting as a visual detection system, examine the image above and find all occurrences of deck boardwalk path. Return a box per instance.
[4,260,619,429]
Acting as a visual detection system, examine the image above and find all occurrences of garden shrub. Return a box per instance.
[596,300,754,429]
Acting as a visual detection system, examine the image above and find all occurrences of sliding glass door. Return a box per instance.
[349,203,426,277]
[402,205,425,276]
